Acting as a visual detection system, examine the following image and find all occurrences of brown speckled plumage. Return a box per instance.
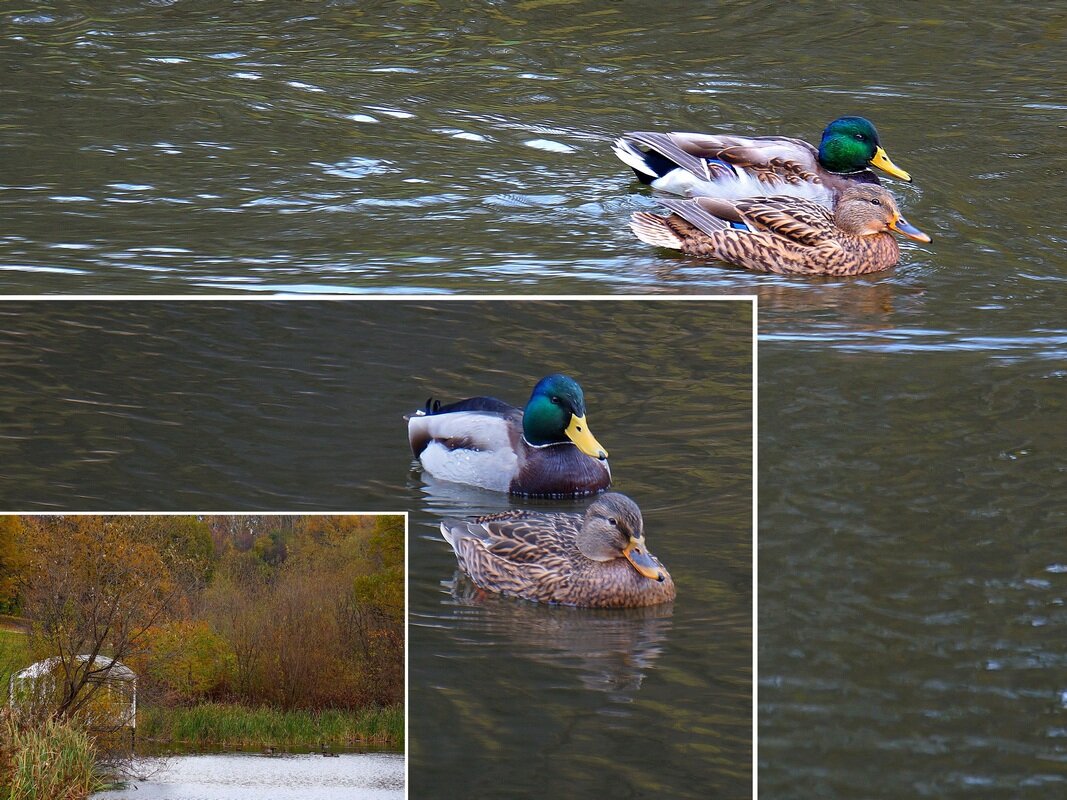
[630,185,930,277]
[440,495,676,609]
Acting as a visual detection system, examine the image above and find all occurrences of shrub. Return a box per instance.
[142,620,235,703]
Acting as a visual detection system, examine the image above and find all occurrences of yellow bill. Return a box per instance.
[623,537,665,582]
[870,146,912,182]
[564,414,608,460]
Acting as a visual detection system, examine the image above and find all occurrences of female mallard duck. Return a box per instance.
[440,493,675,608]
[613,116,912,202]
[406,373,611,497]
[630,184,931,276]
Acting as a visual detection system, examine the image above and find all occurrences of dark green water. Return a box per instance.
[1,1,1059,303]
[0,299,754,798]
[3,1,1066,797]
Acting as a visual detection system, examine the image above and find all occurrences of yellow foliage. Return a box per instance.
[144,620,235,701]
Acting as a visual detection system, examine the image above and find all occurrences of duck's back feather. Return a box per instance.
[426,395,519,417]
[406,396,521,458]
[697,195,838,246]
[615,130,855,203]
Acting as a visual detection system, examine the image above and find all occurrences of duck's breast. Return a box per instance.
[567,558,677,608]
[840,232,900,275]
[511,444,611,498]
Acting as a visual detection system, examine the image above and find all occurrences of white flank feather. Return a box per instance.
[409,411,519,492]
[654,168,834,206]
[420,443,516,492]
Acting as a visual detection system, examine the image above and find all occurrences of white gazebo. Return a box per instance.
[9,655,137,733]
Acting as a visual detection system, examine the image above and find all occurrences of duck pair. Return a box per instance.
[616,116,931,275]
[407,374,675,608]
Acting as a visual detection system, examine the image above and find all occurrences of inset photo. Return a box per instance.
[0,296,753,799]
[0,513,405,799]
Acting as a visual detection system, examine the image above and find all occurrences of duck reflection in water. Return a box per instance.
[441,573,674,695]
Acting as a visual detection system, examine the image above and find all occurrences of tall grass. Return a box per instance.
[138,703,403,750]
[0,711,103,800]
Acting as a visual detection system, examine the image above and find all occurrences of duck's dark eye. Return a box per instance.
[854,133,865,141]
[608,518,618,526]
[550,396,561,405]
[870,198,881,206]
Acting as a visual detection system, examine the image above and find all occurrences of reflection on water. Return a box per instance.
[440,576,674,694]
[408,473,519,519]
[92,753,404,800]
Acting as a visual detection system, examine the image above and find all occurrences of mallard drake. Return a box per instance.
[630,184,930,276]
[613,116,912,202]
[406,373,611,498]
[440,493,675,608]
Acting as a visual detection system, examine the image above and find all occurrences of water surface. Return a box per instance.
[3,2,1065,796]
[92,752,404,800]
[1,1,1061,319]
[759,346,1067,799]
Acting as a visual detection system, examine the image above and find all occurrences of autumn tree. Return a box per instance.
[202,566,272,700]
[17,516,188,720]
[339,515,404,706]
[203,514,405,710]
[140,620,233,703]
[0,516,23,613]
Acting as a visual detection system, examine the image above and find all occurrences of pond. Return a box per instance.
[2,2,1064,798]
[91,752,404,800]
[1,1,1057,307]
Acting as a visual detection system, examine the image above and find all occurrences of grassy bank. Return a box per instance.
[138,703,403,750]
[0,712,104,800]
[0,629,103,799]
[0,628,30,698]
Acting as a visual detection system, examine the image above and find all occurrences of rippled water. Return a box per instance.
[91,753,404,800]
[759,348,1067,798]
[0,299,754,798]
[0,2,1060,315]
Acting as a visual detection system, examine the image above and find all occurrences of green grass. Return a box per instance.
[0,628,29,655]
[0,629,31,702]
[0,712,104,800]
[138,703,404,750]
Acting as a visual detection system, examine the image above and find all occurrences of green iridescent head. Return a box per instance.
[818,116,911,181]
[523,374,608,459]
